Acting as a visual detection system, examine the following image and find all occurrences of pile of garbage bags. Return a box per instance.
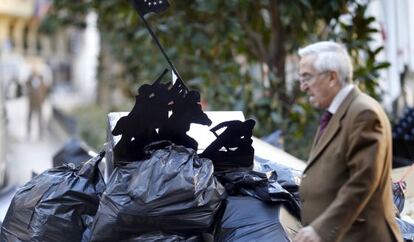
[0,141,303,241]
[13,138,414,241]
[3,136,412,241]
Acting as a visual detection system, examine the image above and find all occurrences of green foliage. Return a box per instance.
[70,104,107,151]
[42,0,390,160]
[329,2,390,100]
[39,0,89,34]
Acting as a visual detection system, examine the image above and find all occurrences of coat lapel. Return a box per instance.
[304,88,361,173]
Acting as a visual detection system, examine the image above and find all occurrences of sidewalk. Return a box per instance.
[0,96,64,221]
[5,96,62,184]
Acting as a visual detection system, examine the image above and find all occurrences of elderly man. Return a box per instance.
[293,41,402,242]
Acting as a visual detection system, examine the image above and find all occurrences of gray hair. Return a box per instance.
[298,41,353,85]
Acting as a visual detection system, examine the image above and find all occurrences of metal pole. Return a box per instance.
[137,13,188,91]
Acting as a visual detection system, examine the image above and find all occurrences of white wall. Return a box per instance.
[72,12,100,103]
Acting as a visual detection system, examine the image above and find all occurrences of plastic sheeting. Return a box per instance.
[396,217,414,242]
[121,232,201,242]
[1,152,106,242]
[216,196,290,242]
[393,181,406,215]
[90,142,226,241]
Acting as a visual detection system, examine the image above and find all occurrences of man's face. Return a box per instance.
[299,55,338,109]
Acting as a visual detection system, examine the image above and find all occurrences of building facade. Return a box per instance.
[0,0,71,187]
[368,0,414,114]
[0,0,39,188]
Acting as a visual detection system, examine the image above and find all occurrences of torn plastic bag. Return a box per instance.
[1,152,106,242]
[215,196,290,242]
[254,156,302,204]
[254,156,302,189]
[396,217,414,241]
[90,142,226,241]
[215,168,301,219]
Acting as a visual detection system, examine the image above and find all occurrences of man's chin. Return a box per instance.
[309,98,320,108]
[311,103,323,109]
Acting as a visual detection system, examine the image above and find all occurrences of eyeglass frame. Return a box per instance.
[298,71,331,84]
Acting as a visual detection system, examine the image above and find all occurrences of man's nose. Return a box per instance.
[300,81,308,92]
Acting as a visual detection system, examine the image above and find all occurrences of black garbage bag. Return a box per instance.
[215,196,290,242]
[1,152,106,242]
[90,142,226,241]
[393,181,407,215]
[396,217,414,241]
[53,138,94,167]
[215,168,301,219]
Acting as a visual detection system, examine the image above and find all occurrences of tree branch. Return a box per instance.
[235,4,267,62]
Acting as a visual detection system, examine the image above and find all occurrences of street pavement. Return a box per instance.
[0,96,64,221]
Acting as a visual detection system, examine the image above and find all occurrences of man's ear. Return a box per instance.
[329,71,340,87]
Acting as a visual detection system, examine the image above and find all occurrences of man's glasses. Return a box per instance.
[299,71,330,84]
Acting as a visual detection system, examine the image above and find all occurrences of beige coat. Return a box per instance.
[300,88,403,242]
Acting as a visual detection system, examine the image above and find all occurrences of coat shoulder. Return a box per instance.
[347,92,385,119]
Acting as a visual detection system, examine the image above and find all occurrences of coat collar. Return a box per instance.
[304,87,361,173]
